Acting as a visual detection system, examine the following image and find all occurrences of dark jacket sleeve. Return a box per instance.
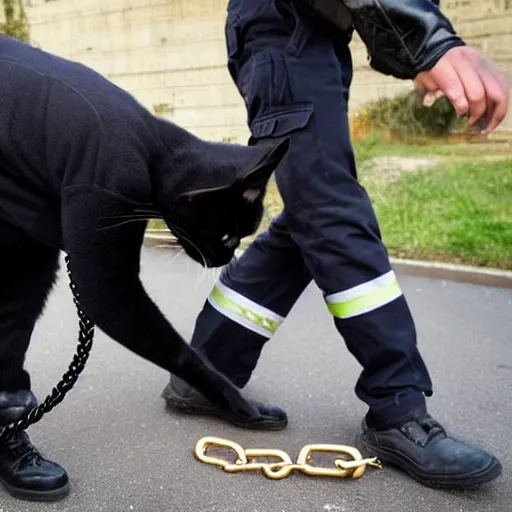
[307,0,464,79]
[351,0,464,79]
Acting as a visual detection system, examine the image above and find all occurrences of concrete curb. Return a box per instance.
[389,258,512,290]
[143,233,179,248]
[143,234,512,290]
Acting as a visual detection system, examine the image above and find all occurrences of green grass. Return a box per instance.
[255,141,512,269]
[352,131,512,163]
[361,158,512,269]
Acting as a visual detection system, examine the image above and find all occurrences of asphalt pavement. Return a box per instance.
[2,247,511,512]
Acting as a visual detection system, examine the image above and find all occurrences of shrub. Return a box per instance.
[362,91,465,138]
[152,103,174,117]
[0,0,29,43]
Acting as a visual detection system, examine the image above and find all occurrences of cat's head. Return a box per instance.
[163,138,289,267]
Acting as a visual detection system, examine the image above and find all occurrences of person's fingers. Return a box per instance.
[417,47,509,134]
[414,73,438,94]
[448,53,487,126]
[428,56,469,117]
[423,90,445,108]
[413,73,443,107]
[474,60,510,134]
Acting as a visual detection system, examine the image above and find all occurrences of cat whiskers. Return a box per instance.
[102,213,161,220]
[167,223,208,269]
[164,247,185,268]
[208,267,222,286]
[164,222,212,295]
[133,209,164,219]
[163,225,225,293]
[194,266,208,295]
[194,259,224,295]
[97,214,158,231]
[196,262,220,294]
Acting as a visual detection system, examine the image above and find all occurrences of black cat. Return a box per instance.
[0,34,289,423]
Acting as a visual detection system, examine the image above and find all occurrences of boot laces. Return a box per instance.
[2,433,42,464]
[400,415,446,447]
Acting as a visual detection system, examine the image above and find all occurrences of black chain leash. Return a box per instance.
[0,255,94,443]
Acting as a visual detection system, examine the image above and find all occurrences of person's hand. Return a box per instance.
[413,46,509,135]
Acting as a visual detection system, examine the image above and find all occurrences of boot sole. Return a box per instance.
[0,477,70,502]
[163,392,287,431]
[359,434,502,489]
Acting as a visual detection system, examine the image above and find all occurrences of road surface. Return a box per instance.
[2,247,511,512]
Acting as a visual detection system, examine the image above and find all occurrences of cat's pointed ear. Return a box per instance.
[176,138,290,202]
[240,138,290,203]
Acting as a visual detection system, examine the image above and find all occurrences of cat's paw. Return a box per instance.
[219,389,261,420]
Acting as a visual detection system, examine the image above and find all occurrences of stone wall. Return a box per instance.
[24,0,512,140]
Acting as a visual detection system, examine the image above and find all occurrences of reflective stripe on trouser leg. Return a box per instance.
[326,270,403,319]
[207,281,285,338]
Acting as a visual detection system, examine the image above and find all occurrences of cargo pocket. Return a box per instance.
[239,49,315,140]
[224,5,315,141]
[249,105,314,140]
[225,15,242,60]
[225,14,244,84]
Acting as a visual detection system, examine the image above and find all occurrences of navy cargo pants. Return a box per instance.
[191,0,433,428]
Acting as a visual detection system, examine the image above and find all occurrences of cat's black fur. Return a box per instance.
[0,35,289,420]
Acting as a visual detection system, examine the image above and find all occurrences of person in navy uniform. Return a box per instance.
[163,0,509,489]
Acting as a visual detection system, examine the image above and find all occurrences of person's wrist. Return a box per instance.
[415,34,466,74]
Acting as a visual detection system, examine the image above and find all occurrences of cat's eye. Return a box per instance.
[221,234,230,242]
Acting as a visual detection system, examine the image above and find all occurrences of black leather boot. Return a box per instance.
[162,376,288,430]
[359,414,502,489]
[0,391,69,501]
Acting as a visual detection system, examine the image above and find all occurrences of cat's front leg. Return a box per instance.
[61,186,262,422]
[172,345,261,420]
